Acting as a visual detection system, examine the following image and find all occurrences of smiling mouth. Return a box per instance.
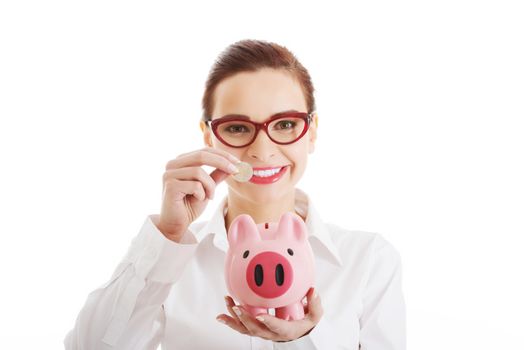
[252,166,287,178]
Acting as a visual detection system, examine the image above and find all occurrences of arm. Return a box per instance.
[64,214,199,350]
[359,234,406,350]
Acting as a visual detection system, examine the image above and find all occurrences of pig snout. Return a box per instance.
[245,251,293,298]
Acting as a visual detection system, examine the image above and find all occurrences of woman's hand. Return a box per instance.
[157,147,240,242]
[216,287,323,342]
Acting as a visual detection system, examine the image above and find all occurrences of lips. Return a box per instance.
[249,165,289,184]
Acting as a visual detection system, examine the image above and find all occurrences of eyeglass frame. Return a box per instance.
[204,111,315,148]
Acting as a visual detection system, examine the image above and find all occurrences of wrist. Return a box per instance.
[156,222,186,243]
[274,325,315,343]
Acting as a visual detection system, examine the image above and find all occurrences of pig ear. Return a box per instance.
[277,212,308,242]
[227,214,260,247]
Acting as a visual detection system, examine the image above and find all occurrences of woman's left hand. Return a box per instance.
[216,287,323,342]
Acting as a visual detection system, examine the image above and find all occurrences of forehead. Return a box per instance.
[212,68,308,121]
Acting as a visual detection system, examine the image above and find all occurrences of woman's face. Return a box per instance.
[200,68,318,203]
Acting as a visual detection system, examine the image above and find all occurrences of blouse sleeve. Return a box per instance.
[64,214,199,349]
[359,234,406,350]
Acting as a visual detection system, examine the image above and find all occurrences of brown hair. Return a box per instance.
[201,39,316,123]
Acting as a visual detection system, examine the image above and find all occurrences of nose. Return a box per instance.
[247,130,276,162]
[246,251,293,298]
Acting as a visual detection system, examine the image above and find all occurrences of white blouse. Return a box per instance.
[64,188,406,349]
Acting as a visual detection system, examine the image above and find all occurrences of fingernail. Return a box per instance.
[224,296,229,305]
[232,306,241,316]
[255,316,264,322]
[216,317,226,324]
[228,164,239,174]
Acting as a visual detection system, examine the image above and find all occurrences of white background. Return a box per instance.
[1,0,523,349]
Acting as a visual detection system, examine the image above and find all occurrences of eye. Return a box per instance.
[287,248,294,256]
[274,120,296,130]
[243,250,249,258]
[225,124,251,134]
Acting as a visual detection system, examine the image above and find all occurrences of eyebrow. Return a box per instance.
[218,109,301,120]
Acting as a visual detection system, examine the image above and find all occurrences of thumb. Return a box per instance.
[306,287,323,323]
[210,168,230,186]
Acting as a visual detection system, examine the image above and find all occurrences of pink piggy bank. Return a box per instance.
[224,211,315,321]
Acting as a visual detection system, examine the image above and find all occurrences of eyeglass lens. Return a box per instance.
[216,116,306,147]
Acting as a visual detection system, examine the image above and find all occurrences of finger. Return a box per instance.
[216,314,249,334]
[165,179,206,202]
[232,306,275,339]
[166,148,240,175]
[167,150,239,176]
[178,146,241,164]
[164,167,217,200]
[224,296,241,322]
[254,313,287,334]
[302,294,309,314]
[305,287,323,324]
[209,168,230,188]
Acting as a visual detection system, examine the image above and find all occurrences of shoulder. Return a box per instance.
[324,222,402,265]
[323,223,404,299]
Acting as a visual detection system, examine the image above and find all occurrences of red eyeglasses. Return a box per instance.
[204,111,314,148]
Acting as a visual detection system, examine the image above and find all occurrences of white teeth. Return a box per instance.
[253,167,283,177]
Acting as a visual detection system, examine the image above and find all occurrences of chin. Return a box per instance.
[245,183,295,202]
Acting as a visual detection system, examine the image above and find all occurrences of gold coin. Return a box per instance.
[232,161,253,182]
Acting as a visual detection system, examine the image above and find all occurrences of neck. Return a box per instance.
[224,189,302,232]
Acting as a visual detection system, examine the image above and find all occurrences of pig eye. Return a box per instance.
[287,248,294,256]
[243,250,249,258]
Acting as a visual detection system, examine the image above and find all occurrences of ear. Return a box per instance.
[308,112,318,154]
[200,120,213,147]
[228,214,261,247]
[277,212,308,242]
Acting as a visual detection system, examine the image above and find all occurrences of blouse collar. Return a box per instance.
[194,187,342,266]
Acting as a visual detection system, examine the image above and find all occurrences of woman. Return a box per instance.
[64,39,406,349]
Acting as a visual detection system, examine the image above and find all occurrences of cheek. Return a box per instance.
[287,148,309,174]
[215,144,243,159]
